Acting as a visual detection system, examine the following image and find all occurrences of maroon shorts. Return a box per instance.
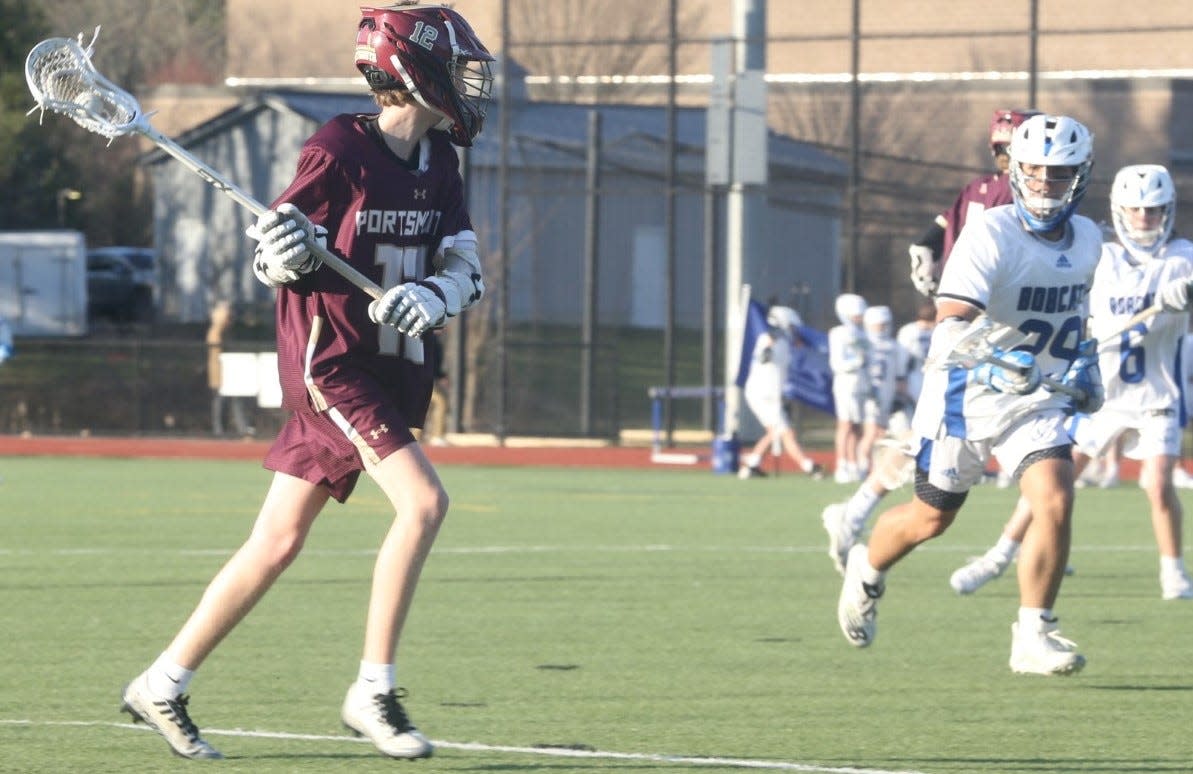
[263,393,418,503]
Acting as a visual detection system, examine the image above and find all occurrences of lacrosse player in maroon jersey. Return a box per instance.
[120,4,493,760]
[908,108,1041,296]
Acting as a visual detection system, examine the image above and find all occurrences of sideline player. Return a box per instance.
[739,305,823,478]
[119,4,493,759]
[855,305,910,473]
[828,293,870,482]
[909,108,1041,296]
[949,164,1193,601]
[837,114,1102,675]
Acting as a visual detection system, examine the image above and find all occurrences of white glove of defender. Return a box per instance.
[369,282,447,337]
[908,244,939,296]
[247,203,326,287]
[1157,276,1193,312]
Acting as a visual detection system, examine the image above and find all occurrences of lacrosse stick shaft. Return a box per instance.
[1097,303,1163,350]
[140,125,383,300]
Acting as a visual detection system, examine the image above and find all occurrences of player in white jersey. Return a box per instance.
[896,301,936,404]
[829,293,870,482]
[950,164,1193,601]
[822,304,930,574]
[738,306,822,479]
[836,114,1102,675]
[857,305,910,469]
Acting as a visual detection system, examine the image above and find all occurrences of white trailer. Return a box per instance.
[0,231,88,336]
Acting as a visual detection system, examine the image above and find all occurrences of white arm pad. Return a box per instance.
[423,232,484,316]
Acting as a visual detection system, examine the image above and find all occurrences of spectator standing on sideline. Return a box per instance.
[119,4,494,760]
[837,114,1101,676]
[207,301,253,437]
[909,108,1041,297]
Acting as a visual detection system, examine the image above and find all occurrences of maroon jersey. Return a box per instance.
[937,171,1012,269]
[261,115,474,500]
[270,114,471,416]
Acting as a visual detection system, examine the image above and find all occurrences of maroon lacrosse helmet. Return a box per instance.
[355,4,495,147]
[989,108,1042,154]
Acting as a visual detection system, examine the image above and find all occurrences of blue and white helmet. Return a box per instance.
[862,305,892,338]
[1110,164,1175,260]
[834,293,867,326]
[1008,114,1094,233]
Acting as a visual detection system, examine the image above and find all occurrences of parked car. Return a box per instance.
[86,246,158,323]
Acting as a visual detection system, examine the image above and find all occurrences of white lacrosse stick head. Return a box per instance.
[925,315,1027,371]
[25,28,142,140]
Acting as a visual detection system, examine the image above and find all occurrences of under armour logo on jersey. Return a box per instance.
[1056,255,1072,268]
[413,189,427,200]
[369,424,390,440]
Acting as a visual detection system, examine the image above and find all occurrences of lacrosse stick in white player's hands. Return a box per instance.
[25,28,383,301]
[925,314,1086,400]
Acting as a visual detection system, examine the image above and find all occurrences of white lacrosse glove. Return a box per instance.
[247,203,326,287]
[1051,339,1104,414]
[972,349,1041,395]
[1156,277,1193,312]
[369,282,447,337]
[908,243,939,297]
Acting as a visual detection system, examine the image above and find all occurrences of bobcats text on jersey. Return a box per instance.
[1015,283,1086,314]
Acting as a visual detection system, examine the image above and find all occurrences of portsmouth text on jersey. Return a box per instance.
[1016,284,1086,314]
[355,209,443,236]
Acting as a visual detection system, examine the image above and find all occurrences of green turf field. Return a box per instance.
[1,457,1190,773]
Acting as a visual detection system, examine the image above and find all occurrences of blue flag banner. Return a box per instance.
[785,325,835,415]
[734,299,770,388]
[734,298,835,415]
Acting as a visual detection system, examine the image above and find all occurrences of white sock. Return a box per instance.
[744,453,761,469]
[147,652,194,699]
[845,485,882,529]
[988,537,1021,567]
[1160,555,1186,576]
[857,551,885,587]
[1018,607,1052,633]
[357,661,395,694]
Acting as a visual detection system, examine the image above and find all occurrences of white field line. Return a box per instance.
[0,718,927,774]
[0,543,1164,557]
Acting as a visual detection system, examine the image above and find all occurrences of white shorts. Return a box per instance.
[833,381,867,424]
[1066,407,1181,460]
[920,408,1071,493]
[864,396,893,428]
[744,391,790,430]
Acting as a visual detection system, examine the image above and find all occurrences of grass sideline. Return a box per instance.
[1,456,1191,773]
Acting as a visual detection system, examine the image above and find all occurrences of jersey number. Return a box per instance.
[1117,323,1147,384]
[375,244,427,363]
[1012,315,1083,361]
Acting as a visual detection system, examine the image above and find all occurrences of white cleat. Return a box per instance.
[821,502,854,576]
[1161,571,1193,601]
[837,544,883,647]
[949,555,1008,595]
[120,672,223,759]
[341,684,433,759]
[1009,621,1086,676]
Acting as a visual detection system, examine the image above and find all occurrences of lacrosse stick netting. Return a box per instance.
[25,30,383,300]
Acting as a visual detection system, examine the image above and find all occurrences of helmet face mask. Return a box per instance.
[356,4,495,146]
[862,305,892,338]
[1110,164,1175,260]
[1008,114,1094,233]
